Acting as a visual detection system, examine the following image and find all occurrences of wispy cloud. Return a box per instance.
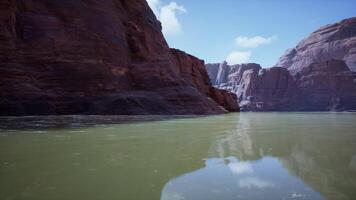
[147,0,186,36]
[228,162,254,175]
[239,177,275,189]
[235,36,278,48]
[226,51,252,65]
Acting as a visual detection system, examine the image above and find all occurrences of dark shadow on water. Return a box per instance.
[0,114,220,130]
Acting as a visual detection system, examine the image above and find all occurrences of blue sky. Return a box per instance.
[147,0,356,67]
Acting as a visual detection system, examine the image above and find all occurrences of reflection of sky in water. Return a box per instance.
[1,113,355,200]
[161,156,324,200]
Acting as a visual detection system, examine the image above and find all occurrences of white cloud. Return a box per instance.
[147,0,186,36]
[238,177,274,189]
[228,162,253,175]
[235,36,277,48]
[160,2,186,36]
[226,51,252,65]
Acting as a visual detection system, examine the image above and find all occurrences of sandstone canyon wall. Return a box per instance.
[206,17,356,111]
[0,0,238,115]
[275,17,356,73]
[207,63,300,111]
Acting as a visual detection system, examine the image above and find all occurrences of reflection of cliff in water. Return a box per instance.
[208,113,356,200]
[280,137,356,200]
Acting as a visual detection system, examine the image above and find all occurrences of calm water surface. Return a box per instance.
[0,113,356,200]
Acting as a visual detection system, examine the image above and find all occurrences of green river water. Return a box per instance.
[0,113,355,200]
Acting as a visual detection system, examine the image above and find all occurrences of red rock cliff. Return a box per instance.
[171,49,239,112]
[0,0,238,115]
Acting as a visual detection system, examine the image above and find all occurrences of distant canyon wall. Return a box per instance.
[206,17,356,111]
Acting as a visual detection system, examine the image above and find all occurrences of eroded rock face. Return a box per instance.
[208,59,356,111]
[276,17,356,73]
[274,17,356,111]
[237,67,299,111]
[209,88,239,112]
[294,60,356,111]
[206,63,299,111]
[206,62,261,93]
[0,0,238,115]
[206,18,356,111]
[171,49,239,112]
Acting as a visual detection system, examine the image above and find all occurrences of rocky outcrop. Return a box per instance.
[206,63,261,93]
[205,63,221,85]
[170,49,239,112]
[236,67,299,111]
[0,0,238,115]
[206,63,299,111]
[171,49,212,96]
[276,17,356,73]
[206,61,230,86]
[206,18,356,111]
[209,87,239,112]
[294,60,356,111]
[275,17,356,111]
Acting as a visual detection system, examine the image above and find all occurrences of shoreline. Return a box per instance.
[1,112,355,130]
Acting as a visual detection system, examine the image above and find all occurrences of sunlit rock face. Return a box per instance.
[206,63,299,111]
[206,17,356,111]
[236,67,299,111]
[206,62,262,93]
[276,17,356,73]
[274,17,356,111]
[0,0,238,115]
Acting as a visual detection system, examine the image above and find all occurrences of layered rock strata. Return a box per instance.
[206,18,356,111]
[0,0,238,115]
[276,17,356,73]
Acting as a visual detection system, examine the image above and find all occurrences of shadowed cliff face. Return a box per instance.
[171,50,239,112]
[294,60,356,111]
[206,18,356,111]
[0,0,238,115]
